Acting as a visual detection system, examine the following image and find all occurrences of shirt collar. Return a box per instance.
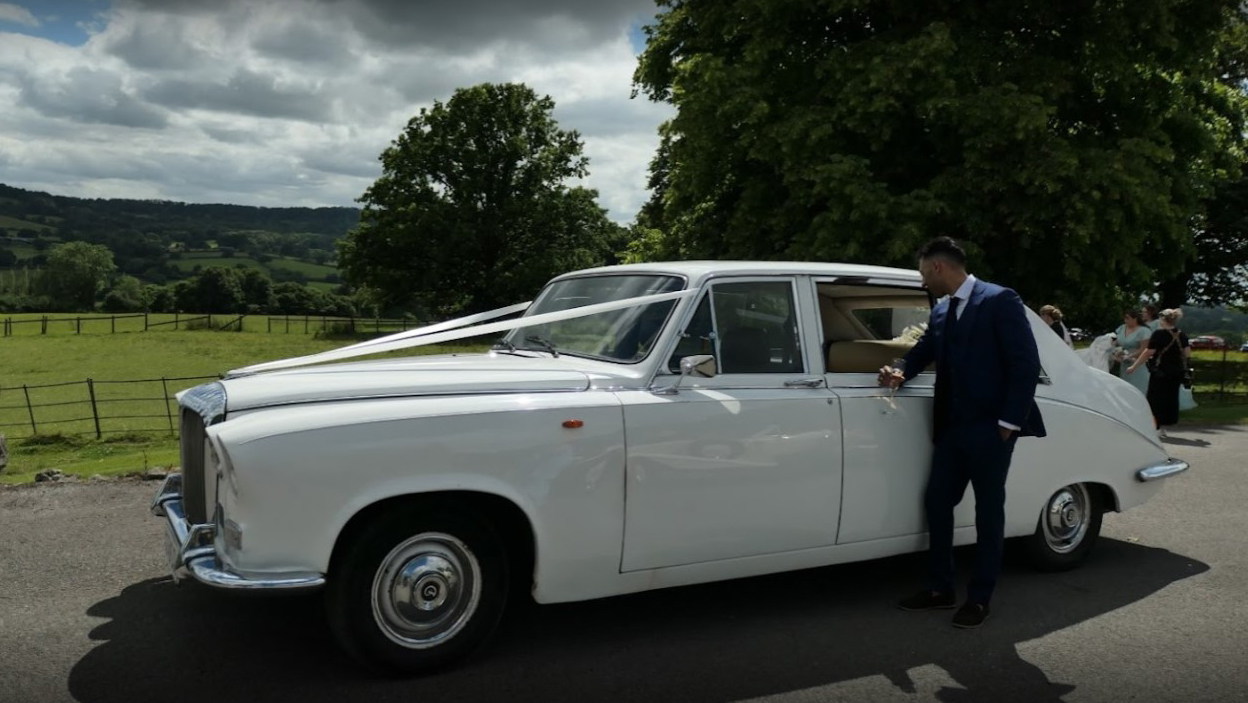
[950,274,976,302]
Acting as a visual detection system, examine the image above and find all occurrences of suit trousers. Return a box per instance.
[924,420,1017,604]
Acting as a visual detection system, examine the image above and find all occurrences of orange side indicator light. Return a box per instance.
[562,419,584,429]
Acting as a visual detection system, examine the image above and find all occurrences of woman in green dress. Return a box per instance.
[1116,309,1152,397]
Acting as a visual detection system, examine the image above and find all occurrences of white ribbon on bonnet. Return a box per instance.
[227,288,698,377]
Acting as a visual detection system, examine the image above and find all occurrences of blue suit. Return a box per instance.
[902,278,1045,604]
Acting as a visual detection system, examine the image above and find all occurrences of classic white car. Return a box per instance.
[151,261,1188,674]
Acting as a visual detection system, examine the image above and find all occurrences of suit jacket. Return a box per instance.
[903,278,1047,440]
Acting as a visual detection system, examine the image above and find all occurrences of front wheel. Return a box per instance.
[1021,483,1103,572]
[325,506,509,675]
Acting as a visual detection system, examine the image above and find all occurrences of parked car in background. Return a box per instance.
[1068,327,1092,343]
[1240,341,1248,353]
[151,261,1190,675]
[1189,335,1228,350]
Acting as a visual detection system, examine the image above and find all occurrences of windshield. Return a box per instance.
[502,274,684,363]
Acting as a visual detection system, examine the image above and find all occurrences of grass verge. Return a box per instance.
[1180,397,1248,426]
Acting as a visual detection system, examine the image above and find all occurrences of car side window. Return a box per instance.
[816,285,930,374]
[669,280,804,374]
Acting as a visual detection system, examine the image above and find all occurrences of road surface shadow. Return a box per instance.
[68,539,1207,703]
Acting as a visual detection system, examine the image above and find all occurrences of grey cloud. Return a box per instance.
[299,148,382,179]
[201,124,262,144]
[0,3,41,26]
[340,0,655,52]
[143,68,333,122]
[118,0,656,51]
[17,67,169,129]
[251,19,356,64]
[99,14,210,70]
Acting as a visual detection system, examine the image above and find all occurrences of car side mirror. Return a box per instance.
[681,354,717,378]
[652,354,717,395]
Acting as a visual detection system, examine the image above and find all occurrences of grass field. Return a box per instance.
[0,325,491,483]
[168,254,268,273]
[267,256,337,278]
[165,252,338,281]
[0,214,53,233]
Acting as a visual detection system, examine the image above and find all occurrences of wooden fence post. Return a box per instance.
[144,312,149,331]
[87,379,102,439]
[41,315,48,334]
[111,315,116,334]
[175,312,180,330]
[1220,347,1228,401]
[22,384,36,435]
[161,377,174,433]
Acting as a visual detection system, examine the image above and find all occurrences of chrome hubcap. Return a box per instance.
[1041,484,1091,554]
[372,533,481,649]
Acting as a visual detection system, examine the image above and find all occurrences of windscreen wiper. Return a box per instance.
[523,335,559,357]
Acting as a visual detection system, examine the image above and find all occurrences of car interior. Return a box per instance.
[816,283,933,374]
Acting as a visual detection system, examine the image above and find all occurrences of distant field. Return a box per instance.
[0,325,492,483]
[168,253,267,273]
[167,251,338,280]
[0,214,53,232]
[267,256,336,277]
[3,243,38,259]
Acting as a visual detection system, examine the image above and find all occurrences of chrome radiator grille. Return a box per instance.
[179,407,209,524]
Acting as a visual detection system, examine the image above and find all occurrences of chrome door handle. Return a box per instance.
[784,378,825,388]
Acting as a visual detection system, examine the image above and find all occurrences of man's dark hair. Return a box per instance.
[916,236,967,267]
[1144,304,1159,318]
[1124,309,1145,324]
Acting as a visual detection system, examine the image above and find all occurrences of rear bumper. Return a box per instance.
[151,474,325,591]
[1136,458,1190,482]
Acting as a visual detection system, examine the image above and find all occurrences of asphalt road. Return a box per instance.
[1,425,1246,703]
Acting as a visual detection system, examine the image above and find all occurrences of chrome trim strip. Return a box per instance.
[152,474,325,591]
[1136,459,1190,482]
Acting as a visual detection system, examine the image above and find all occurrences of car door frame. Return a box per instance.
[615,274,845,572]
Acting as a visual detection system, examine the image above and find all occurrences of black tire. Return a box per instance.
[325,505,509,675]
[1022,483,1104,572]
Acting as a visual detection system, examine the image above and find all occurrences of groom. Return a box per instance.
[879,237,1046,628]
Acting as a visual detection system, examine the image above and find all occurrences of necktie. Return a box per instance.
[945,296,960,337]
[934,295,960,440]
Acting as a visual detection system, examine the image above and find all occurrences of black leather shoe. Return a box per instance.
[952,602,990,628]
[896,590,957,611]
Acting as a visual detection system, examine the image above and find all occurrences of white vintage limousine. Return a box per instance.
[151,261,1188,674]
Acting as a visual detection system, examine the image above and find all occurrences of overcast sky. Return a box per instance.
[0,0,672,221]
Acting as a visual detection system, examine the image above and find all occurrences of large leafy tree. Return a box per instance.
[340,83,619,316]
[44,242,116,310]
[634,0,1248,321]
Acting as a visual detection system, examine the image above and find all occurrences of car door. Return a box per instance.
[815,280,976,544]
[617,276,844,572]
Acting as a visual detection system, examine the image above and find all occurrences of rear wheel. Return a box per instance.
[325,506,508,675]
[1022,483,1103,572]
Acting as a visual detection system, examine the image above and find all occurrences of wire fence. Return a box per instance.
[1,313,426,336]
[0,375,221,440]
[1190,353,1248,402]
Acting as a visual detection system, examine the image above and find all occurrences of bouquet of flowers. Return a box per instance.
[891,322,928,346]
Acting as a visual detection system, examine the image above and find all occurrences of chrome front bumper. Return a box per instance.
[151,474,325,591]
[1136,458,1190,482]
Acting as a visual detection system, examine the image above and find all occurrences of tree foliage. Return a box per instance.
[634,0,1248,320]
[339,83,620,316]
[44,242,116,310]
